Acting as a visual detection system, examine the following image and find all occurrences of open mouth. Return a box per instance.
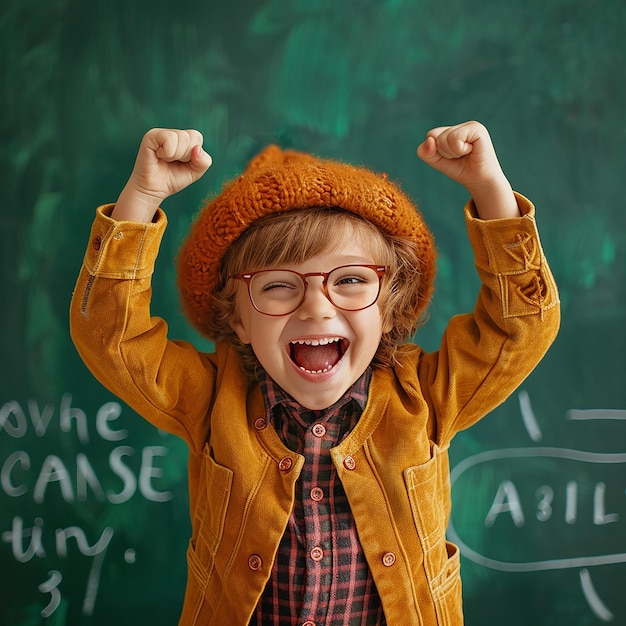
[289,337,348,374]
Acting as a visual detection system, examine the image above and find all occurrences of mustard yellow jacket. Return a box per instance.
[70,195,559,626]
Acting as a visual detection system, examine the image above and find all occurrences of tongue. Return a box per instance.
[291,343,341,371]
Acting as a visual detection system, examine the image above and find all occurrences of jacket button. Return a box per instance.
[343,455,356,470]
[311,423,326,437]
[382,551,396,567]
[248,554,263,570]
[310,487,324,502]
[254,417,266,430]
[278,456,293,472]
[310,546,324,562]
[92,235,102,251]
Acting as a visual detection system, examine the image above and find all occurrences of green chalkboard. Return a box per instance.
[1,0,625,624]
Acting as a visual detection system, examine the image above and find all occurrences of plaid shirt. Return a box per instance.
[250,368,386,626]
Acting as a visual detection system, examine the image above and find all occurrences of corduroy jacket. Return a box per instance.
[70,194,559,625]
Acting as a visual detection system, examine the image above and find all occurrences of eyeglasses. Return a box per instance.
[231,264,387,316]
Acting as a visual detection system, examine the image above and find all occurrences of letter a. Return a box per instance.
[484,480,525,528]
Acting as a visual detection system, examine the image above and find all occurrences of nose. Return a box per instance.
[296,277,337,320]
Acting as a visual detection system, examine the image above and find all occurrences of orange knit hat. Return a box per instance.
[177,145,437,339]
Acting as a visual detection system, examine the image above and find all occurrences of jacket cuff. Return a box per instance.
[464,192,543,275]
[82,204,168,279]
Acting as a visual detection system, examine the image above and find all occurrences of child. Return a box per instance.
[70,121,560,625]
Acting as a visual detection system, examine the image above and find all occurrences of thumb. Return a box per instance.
[416,136,439,165]
[416,132,468,182]
[189,144,213,178]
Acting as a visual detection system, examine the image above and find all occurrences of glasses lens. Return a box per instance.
[327,265,382,311]
[249,270,305,315]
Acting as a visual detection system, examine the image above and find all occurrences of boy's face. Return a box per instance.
[231,241,387,410]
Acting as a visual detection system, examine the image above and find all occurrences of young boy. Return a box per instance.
[70,121,560,625]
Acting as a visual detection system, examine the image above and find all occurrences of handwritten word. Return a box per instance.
[485,480,620,527]
[1,446,172,504]
[3,516,113,564]
[0,395,127,443]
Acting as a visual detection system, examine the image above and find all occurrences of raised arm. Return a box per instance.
[415,122,560,442]
[70,129,214,447]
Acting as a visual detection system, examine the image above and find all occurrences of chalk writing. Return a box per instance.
[484,478,620,528]
[0,394,178,617]
[449,390,626,623]
[38,570,62,619]
[1,394,128,442]
[2,446,172,503]
[450,449,626,571]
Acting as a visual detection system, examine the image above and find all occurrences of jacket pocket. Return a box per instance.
[430,541,464,625]
[192,445,234,568]
[404,443,463,624]
[180,539,219,625]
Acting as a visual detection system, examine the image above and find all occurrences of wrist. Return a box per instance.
[466,175,519,220]
[112,184,164,223]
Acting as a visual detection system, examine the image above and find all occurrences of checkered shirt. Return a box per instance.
[250,368,386,626]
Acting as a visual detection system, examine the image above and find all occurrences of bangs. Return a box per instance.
[221,207,394,278]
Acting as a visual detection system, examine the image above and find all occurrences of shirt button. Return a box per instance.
[278,456,293,472]
[253,417,266,430]
[302,622,316,626]
[248,554,263,570]
[382,551,397,567]
[311,423,326,437]
[343,455,356,470]
[92,235,102,251]
[310,487,324,502]
[310,546,324,562]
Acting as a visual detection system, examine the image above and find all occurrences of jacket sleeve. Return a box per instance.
[419,193,560,444]
[69,204,218,451]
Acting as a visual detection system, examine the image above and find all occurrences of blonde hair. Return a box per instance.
[208,208,430,375]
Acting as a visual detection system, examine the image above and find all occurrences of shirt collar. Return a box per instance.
[255,366,371,424]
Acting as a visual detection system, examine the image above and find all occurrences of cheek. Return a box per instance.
[233,307,288,357]
[355,309,385,351]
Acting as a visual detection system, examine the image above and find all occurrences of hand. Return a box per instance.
[113,128,213,222]
[417,121,519,219]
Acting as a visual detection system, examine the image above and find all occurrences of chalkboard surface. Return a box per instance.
[2,1,625,624]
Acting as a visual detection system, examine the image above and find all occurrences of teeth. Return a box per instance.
[291,337,342,347]
[299,365,333,374]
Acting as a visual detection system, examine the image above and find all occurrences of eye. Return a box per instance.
[251,271,303,301]
[260,280,298,292]
[335,275,367,286]
[331,267,377,288]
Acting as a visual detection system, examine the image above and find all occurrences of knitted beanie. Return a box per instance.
[177,145,437,339]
